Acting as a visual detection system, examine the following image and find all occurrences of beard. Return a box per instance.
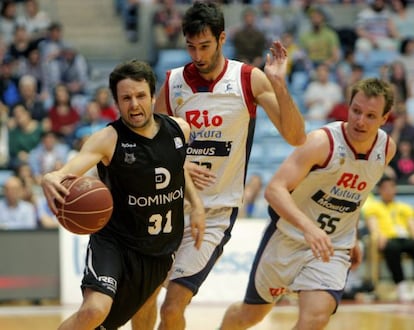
[196,45,221,75]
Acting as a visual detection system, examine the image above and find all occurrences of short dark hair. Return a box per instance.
[377,175,395,187]
[109,60,156,103]
[182,1,225,41]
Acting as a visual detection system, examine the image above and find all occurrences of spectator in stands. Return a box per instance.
[16,74,49,125]
[14,161,39,205]
[240,173,263,219]
[388,60,411,105]
[14,157,57,227]
[384,103,414,146]
[298,5,341,70]
[364,176,414,302]
[389,139,414,185]
[8,103,44,170]
[7,24,35,67]
[256,0,285,49]
[47,83,81,146]
[0,38,8,65]
[231,7,267,68]
[38,21,65,62]
[398,37,414,94]
[0,56,21,108]
[335,48,358,91]
[74,100,109,141]
[152,0,185,55]
[390,0,414,47]
[36,193,58,228]
[303,62,343,122]
[58,44,90,113]
[93,86,118,121]
[355,0,399,53]
[0,102,9,168]
[123,0,139,42]
[18,0,51,44]
[328,63,365,122]
[0,175,37,229]
[28,130,69,183]
[59,44,89,95]
[0,0,19,46]
[18,47,49,100]
[281,30,310,81]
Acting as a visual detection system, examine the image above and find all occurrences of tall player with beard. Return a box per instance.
[131,2,307,329]
[220,78,396,330]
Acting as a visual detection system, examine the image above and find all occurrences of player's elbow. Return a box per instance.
[285,131,306,146]
[264,183,281,206]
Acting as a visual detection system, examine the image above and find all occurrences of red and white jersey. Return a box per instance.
[165,59,256,208]
[276,121,390,249]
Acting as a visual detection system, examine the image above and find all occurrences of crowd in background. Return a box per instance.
[0,0,118,230]
[0,0,414,239]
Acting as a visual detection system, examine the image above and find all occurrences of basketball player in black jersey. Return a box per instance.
[41,60,205,330]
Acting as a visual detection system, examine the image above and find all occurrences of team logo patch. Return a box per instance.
[124,152,136,164]
[174,137,183,148]
[269,287,286,296]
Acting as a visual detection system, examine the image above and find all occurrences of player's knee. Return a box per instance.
[78,303,111,325]
[160,301,184,321]
[222,303,267,328]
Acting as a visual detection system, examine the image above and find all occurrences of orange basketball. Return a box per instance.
[55,176,113,235]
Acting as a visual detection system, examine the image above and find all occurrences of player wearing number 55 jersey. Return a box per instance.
[220,78,397,330]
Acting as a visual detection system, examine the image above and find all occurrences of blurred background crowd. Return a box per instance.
[0,0,413,302]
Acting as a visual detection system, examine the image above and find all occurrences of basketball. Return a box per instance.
[55,176,113,235]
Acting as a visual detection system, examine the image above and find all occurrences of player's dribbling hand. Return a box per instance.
[185,161,216,190]
[41,172,77,214]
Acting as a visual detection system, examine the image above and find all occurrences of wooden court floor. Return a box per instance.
[0,299,413,330]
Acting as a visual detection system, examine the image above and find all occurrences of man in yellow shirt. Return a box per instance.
[364,176,414,302]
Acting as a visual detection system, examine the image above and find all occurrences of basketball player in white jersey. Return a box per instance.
[130,2,306,329]
[220,78,397,330]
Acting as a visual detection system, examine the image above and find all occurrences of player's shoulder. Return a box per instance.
[170,116,190,139]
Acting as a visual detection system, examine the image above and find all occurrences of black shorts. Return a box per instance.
[82,234,173,330]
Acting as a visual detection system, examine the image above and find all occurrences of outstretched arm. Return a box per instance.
[253,40,306,146]
[41,127,116,214]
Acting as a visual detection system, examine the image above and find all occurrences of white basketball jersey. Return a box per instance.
[276,121,390,249]
[165,60,256,208]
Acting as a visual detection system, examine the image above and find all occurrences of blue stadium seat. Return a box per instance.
[154,49,191,83]
[355,49,398,78]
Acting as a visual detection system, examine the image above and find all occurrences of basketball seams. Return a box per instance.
[59,206,113,215]
[63,187,113,205]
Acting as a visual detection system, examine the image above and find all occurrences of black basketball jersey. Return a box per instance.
[96,113,187,256]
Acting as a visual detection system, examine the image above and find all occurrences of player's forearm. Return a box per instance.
[271,80,306,146]
[184,167,204,210]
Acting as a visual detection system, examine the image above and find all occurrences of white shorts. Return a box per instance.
[245,225,351,304]
[169,206,238,294]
